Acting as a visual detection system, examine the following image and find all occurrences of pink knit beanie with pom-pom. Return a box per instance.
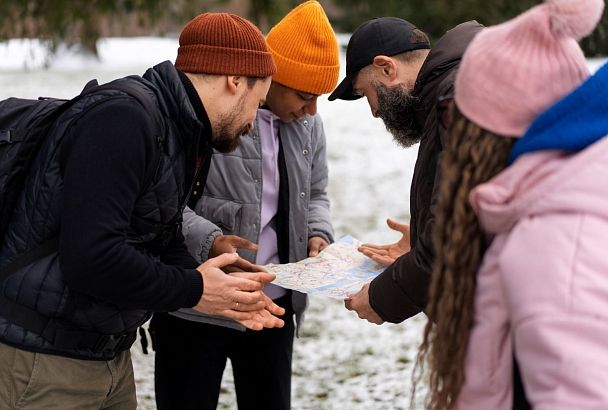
[455,0,604,137]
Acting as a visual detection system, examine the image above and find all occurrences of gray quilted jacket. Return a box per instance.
[177,111,334,329]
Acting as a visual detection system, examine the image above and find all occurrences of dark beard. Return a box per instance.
[373,80,421,148]
[211,129,242,153]
[212,96,252,153]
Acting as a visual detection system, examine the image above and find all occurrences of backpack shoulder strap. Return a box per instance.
[88,80,163,134]
[80,79,99,93]
[89,80,165,189]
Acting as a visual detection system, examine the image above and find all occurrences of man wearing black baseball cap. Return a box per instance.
[339,17,533,410]
[339,18,484,324]
[329,17,430,102]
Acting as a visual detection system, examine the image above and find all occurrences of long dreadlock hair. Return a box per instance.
[411,104,515,410]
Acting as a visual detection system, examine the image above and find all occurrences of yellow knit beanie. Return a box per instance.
[266,0,340,95]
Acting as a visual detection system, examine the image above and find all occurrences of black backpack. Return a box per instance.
[0,79,168,280]
[0,79,164,241]
[0,94,72,241]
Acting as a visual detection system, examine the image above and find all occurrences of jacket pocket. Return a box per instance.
[13,349,40,409]
[195,195,243,235]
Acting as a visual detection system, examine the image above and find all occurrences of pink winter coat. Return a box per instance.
[457,136,608,409]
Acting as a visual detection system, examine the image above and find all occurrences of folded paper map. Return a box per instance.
[265,235,385,299]
[169,235,385,330]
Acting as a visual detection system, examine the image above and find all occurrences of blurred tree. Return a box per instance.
[1,1,150,55]
[0,0,606,58]
[331,0,608,56]
[249,0,297,32]
[0,0,228,57]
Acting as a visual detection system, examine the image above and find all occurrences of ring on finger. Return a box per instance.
[235,301,239,311]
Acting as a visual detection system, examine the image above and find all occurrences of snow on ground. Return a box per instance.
[2,37,605,410]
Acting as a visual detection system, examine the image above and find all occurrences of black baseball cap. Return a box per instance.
[328,17,431,101]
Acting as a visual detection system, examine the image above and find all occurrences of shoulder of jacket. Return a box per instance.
[78,96,153,131]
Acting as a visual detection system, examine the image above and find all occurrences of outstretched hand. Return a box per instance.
[358,218,411,265]
[209,234,262,273]
[194,253,285,330]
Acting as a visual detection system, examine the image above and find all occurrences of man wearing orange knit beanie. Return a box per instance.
[152,1,339,409]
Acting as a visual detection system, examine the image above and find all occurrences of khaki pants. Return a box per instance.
[0,341,137,410]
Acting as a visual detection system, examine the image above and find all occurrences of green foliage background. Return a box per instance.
[0,0,606,56]
[331,0,608,56]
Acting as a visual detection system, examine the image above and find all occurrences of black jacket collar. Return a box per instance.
[413,21,484,127]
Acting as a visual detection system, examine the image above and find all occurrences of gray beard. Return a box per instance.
[373,80,421,148]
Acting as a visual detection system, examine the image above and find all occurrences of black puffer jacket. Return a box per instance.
[0,61,208,360]
[369,21,484,323]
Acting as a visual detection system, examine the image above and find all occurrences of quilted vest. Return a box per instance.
[0,62,202,360]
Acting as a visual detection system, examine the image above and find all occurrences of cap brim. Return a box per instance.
[328,75,362,101]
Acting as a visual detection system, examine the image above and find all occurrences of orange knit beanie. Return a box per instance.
[175,12,276,78]
[266,0,340,95]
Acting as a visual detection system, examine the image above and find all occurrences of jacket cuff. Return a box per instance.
[369,263,422,323]
[199,230,222,262]
[308,231,332,245]
[182,268,204,308]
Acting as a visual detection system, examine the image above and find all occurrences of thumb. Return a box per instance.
[227,235,259,251]
[199,252,239,270]
[308,241,320,257]
[387,218,409,234]
[232,270,277,284]
[253,271,277,284]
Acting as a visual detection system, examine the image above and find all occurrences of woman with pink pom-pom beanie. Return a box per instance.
[412,0,606,409]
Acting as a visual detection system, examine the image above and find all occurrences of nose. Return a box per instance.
[304,98,318,116]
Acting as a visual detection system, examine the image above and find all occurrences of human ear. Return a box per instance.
[372,56,398,81]
[226,75,240,94]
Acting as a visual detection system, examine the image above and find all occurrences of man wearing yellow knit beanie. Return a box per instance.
[152,2,339,409]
